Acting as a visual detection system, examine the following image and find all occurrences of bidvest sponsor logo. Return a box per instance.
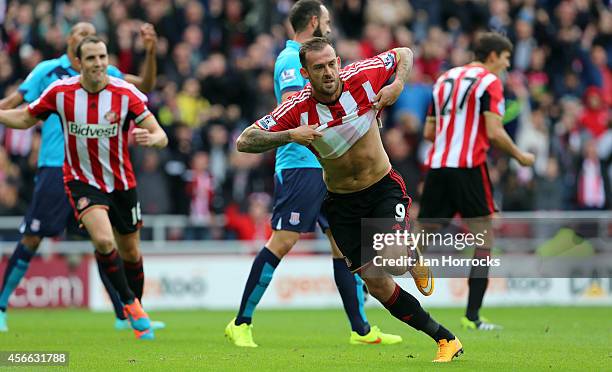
[68,121,118,138]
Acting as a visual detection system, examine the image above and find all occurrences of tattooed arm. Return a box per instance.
[373,47,414,109]
[236,124,322,153]
[392,47,414,86]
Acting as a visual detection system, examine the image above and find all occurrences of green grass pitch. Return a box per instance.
[1,307,610,371]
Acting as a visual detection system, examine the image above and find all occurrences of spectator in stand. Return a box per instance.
[525,47,550,104]
[177,78,211,128]
[383,128,421,199]
[0,178,27,216]
[579,86,609,139]
[535,157,565,210]
[204,124,229,191]
[364,0,412,28]
[488,0,512,34]
[183,25,207,67]
[225,192,272,241]
[0,148,20,183]
[200,53,251,115]
[251,71,277,123]
[334,0,366,39]
[136,149,170,215]
[165,124,195,215]
[157,81,180,127]
[590,44,612,107]
[206,0,226,53]
[359,23,394,58]
[164,42,194,87]
[577,139,609,209]
[222,151,271,210]
[392,67,432,127]
[186,151,215,239]
[0,52,18,97]
[414,27,448,83]
[222,0,255,60]
[511,16,537,72]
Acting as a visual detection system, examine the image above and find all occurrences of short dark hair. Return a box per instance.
[473,32,513,62]
[289,0,323,33]
[299,36,333,67]
[76,35,104,59]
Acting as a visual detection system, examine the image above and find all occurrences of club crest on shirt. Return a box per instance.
[257,115,276,130]
[289,212,301,226]
[104,110,119,123]
[77,197,90,211]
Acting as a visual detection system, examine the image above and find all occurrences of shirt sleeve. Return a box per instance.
[276,56,306,95]
[27,82,59,119]
[18,61,53,103]
[107,65,125,79]
[355,49,400,93]
[254,95,302,132]
[126,90,152,124]
[480,78,505,117]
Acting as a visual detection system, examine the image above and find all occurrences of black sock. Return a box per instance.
[466,248,490,321]
[94,249,135,304]
[466,277,488,321]
[383,284,454,342]
[97,260,126,319]
[124,257,144,302]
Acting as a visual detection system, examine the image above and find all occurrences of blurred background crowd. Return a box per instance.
[0,0,610,240]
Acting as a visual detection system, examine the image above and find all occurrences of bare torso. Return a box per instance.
[319,120,391,193]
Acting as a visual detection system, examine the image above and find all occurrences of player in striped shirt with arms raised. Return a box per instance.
[237,37,462,363]
[0,36,168,340]
[225,0,402,349]
[419,32,535,331]
[0,22,163,333]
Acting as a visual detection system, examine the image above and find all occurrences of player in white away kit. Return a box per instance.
[419,32,534,331]
[0,36,168,340]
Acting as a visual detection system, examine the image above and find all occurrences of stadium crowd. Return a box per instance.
[0,0,610,240]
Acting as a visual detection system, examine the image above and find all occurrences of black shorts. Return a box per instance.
[65,180,142,235]
[418,163,497,221]
[322,169,412,272]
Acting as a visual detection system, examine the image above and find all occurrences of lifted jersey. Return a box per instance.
[258,50,399,159]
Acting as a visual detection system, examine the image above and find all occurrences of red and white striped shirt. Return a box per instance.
[28,75,152,192]
[255,50,399,159]
[426,64,505,169]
